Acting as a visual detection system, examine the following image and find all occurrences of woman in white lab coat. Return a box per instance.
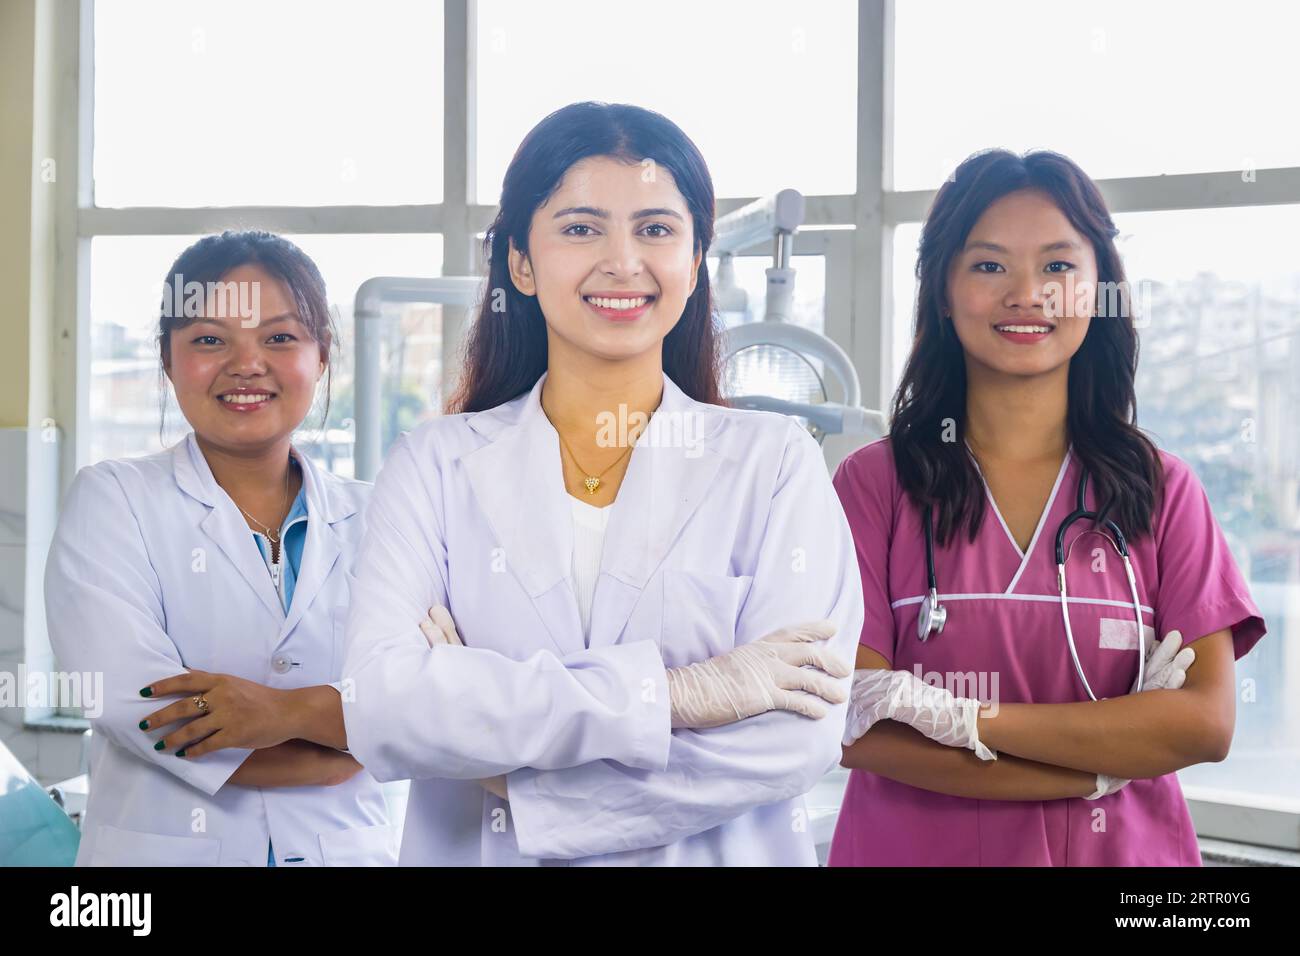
[45,231,396,866]
[342,102,866,865]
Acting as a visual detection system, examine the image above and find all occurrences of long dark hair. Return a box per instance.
[447,101,725,413]
[891,149,1162,545]
[157,230,335,437]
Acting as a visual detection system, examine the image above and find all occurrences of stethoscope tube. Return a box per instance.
[919,470,1146,699]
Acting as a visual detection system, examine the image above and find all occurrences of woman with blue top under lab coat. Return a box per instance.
[341,102,865,866]
[45,231,397,866]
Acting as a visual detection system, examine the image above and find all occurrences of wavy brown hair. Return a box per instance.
[891,149,1163,545]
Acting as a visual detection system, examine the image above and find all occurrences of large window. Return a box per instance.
[473,0,858,202]
[893,0,1300,191]
[93,0,444,207]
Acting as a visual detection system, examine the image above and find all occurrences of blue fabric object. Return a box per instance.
[251,476,309,868]
[251,483,309,612]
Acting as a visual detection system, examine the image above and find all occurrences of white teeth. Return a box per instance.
[220,393,272,404]
[997,325,1052,334]
[585,296,649,310]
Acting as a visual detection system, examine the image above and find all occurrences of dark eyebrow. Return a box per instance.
[553,206,609,219]
[551,206,686,222]
[632,207,686,221]
[965,239,1082,254]
[186,312,300,328]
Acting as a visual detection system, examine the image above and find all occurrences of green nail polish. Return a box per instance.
[176,749,187,758]
[139,687,153,698]
[138,720,149,730]
[154,740,165,751]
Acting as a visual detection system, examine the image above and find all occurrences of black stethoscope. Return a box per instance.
[917,470,1146,701]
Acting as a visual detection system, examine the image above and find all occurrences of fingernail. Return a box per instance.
[138,719,149,730]
[139,687,153,697]
[153,740,165,751]
[175,749,187,758]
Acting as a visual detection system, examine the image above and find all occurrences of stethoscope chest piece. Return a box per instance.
[918,588,947,642]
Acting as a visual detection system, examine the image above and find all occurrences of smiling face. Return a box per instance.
[945,188,1098,380]
[163,262,326,456]
[507,155,703,366]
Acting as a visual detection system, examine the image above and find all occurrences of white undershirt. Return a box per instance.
[570,496,611,643]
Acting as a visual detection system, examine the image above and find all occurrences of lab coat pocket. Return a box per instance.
[317,822,399,866]
[87,824,221,867]
[661,569,754,666]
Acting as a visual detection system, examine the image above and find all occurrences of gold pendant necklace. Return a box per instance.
[555,421,646,495]
[236,458,293,544]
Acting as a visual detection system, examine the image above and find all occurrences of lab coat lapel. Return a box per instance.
[277,447,349,644]
[462,375,585,657]
[587,373,724,649]
[172,433,285,624]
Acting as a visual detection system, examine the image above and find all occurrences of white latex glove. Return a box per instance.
[1087,630,1194,799]
[841,668,997,761]
[1084,773,1129,800]
[419,606,507,801]
[1135,629,1196,692]
[419,605,464,648]
[666,620,851,729]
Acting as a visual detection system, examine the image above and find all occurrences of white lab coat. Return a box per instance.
[342,371,864,865]
[44,433,397,866]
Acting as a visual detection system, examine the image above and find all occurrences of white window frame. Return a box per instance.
[47,0,1299,851]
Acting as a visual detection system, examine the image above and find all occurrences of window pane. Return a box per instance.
[474,0,857,202]
[891,223,922,389]
[93,1,443,207]
[894,1,1300,190]
[1120,206,1300,805]
[89,233,443,478]
[891,206,1300,806]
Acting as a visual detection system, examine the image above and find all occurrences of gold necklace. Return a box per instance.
[236,459,293,546]
[555,418,649,495]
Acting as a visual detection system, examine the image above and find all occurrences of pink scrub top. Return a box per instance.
[828,438,1266,867]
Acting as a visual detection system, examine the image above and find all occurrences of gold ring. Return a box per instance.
[193,695,210,714]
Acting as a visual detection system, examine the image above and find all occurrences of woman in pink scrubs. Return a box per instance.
[830,149,1266,867]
